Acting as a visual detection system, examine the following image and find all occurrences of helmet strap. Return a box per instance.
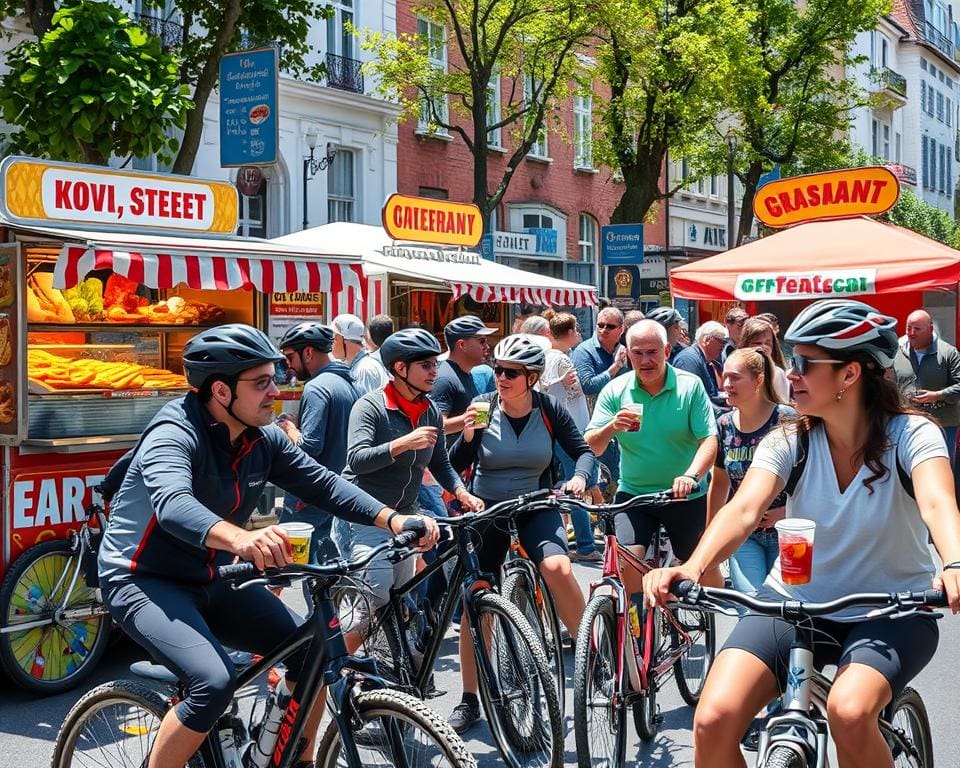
[214,378,264,432]
[393,370,430,401]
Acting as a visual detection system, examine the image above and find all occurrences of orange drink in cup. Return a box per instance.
[775,518,816,585]
[278,522,314,565]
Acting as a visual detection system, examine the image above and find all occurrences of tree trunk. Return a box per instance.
[171,0,243,176]
[610,145,665,224]
[79,142,108,166]
[25,0,55,36]
[736,160,764,246]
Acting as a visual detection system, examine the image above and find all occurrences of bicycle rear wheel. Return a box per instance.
[670,605,715,706]
[0,539,111,695]
[472,591,563,768]
[51,679,207,768]
[315,688,477,768]
[573,594,626,768]
[502,566,565,711]
[886,686,933,768]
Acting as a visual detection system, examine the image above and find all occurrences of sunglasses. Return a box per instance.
[597,322,622,331]
[237,373,277,392]
[789,353,845,376]
[493,365,525,380]
[413,360,439,371]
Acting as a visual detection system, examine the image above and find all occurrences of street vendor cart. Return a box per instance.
[0,156,365,694]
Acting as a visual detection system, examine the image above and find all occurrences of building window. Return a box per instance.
[930,138,937,189]
[948,147,954,197]
[710,174,719,197]
[326,0,355,59]
[327,148,355,222]
[882,123,890,160]
[940,142,947,191]
[524,74,548,158]
[418,186,448,199]
[523,212,554,230]
[871,119,879,157]
[487,71,502,148]
[929,85,937,117]
[923,136,930,188]
[578,214,597,263]
[416,18,448,134]
[948,97,953,126]
[922,81,927,112]
[922,58,928,71]
[895,132,902,163]
[238,182,267,238]
[938,91,945,121]
[573,91,593,169]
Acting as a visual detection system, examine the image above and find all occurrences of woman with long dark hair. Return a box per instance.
[644,299,960,768]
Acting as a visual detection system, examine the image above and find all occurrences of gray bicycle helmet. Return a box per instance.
[443,315,496,347]
[647,306,683,328]
[277,321,334,353]
[493,334,546,372]
[183,323,284,388]
[379,328,442,371]
[784,299,898,369]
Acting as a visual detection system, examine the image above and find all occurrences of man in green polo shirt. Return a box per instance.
[586,318,719,593]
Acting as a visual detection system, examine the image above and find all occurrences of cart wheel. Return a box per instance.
[0,539,111,695]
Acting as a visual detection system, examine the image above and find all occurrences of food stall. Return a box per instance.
[273,194,598,339]
[669,167,960,339]
[0,156,365,692]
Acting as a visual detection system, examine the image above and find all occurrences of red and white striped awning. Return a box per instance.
[450,282,595,308]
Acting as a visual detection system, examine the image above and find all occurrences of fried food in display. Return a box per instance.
[28,349,189,390]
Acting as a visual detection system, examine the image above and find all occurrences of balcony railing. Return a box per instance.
[870,66,907,98]
[886,163,918,186]
[325,52,364,94]
[921,20,955,61]
[136,12,183,50]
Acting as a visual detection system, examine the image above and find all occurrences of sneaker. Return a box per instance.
[576,549,602,563]
[566,525,576,543]
[448,699,482,734]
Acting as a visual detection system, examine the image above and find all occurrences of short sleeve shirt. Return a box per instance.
[750,414,947,617]
[716,404,796,508]
[587,366,718,497]
[430,360,478,418]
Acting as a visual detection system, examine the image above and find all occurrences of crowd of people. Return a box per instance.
[94,297,960,768]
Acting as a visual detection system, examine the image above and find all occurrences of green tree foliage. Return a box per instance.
[3,0,332,173]
[881,188,960,247]
[590,0,753,224]
[0,0,191,165]
[726,0,889,245]
[361,0,591,226]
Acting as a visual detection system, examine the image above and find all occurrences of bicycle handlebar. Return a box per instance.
[439,488,555,528]
[217,529,423,583]
[670,579,947,616]
[554,488,692,516]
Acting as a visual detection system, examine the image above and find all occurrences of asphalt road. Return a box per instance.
[2,560,959,768]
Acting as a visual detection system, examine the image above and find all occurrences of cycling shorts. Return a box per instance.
[724,611,939,698]
[613,491,706,561]
[473,501,569,584]
[104,576,306,733]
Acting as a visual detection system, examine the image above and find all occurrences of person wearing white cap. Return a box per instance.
[331,313,389,395]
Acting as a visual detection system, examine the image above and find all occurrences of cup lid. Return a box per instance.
[774,518,816,533]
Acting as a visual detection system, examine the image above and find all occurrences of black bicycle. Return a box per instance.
[673,580,945,768]
[51,529,477,768]
[341,489,563,768]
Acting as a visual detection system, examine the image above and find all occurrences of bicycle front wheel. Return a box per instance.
[51,679,206,768]
[315,688,477,768]
[573,594,625,768]
[670,605,715,706]
[0,539,111,695]
[502,566,565,711]
[472,591,563,768]
[761,744,807,768]
[886,686,933,768]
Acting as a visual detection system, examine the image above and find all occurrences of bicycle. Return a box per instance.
[0,497,111,694]
[672,580,945,768]
[341,488,564,768]
[565,491,716,768]
[51,529,477,768]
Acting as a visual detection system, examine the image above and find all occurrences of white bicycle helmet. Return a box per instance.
[784,299,898,369]
[493,334,546,372]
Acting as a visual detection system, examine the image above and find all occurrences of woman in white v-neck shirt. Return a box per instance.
[643,299,960,768]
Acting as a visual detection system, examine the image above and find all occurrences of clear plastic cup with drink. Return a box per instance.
[625,403,644,432]
[278,522,314,565]
[473,402,491,428]
[775,518,816,585]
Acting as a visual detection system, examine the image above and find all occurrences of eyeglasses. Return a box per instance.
[413,360,439,371]
[789,354,845,376]
[237,374,277,392]
[597,322,622,331]
[727,318,746,327]
[493,365,524,380]
[282,350,300,363]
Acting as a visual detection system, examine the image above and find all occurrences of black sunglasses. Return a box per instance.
[493,365,524,380]
[789,353,844,376]
[597,322,621,331]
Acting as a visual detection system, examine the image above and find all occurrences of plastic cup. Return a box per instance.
[278,522,314,565]
[775,518,816,585]
[473,402,491,428]
[625,403,644,432]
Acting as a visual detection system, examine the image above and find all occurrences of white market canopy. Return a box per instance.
[273,222,598,308]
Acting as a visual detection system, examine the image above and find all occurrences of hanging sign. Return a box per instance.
[382,193,483,247]
[753,166,899,228]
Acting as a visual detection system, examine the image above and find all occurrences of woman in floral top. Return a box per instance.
[708,347,796,594]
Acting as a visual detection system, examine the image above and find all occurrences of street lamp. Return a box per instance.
[302,128,338,230]
[726,127,737,250]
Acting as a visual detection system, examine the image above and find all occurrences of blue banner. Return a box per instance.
[601,223,644,265]
[480,233,494,261]
[220,48,279,167]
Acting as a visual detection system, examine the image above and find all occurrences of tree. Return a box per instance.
[881,188,960,247]
[726,0,887,245]
[361,0,591,228]
[3,0,333,174]
[0,0,191,165]
[590,0,752,224]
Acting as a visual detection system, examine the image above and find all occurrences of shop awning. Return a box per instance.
[273,222,598,307]
[9,223,366,295]
[670,217,960,301]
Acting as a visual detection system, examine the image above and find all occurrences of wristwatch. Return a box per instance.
[683,472,700,483]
